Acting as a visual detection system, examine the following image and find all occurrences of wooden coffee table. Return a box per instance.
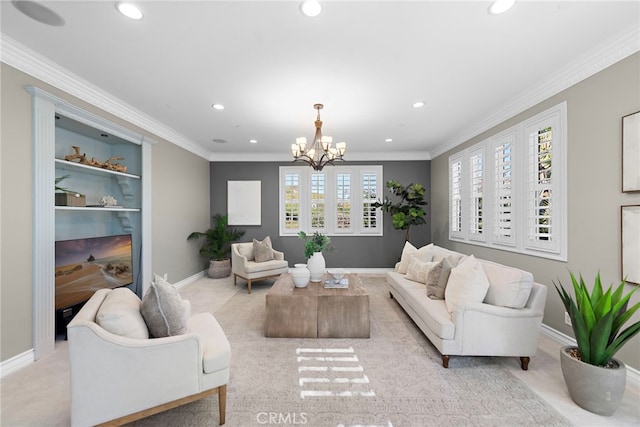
[265,273,370,338]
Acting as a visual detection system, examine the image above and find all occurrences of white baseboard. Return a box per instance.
[0,349,34,379]
[172,270,207,289]
[540,323,640,388]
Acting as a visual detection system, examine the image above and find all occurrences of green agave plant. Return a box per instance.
[554,271,640,367]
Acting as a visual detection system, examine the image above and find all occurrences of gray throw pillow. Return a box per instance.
[141,278,189,338]
[426,257,454,300]
[253,236,274,262]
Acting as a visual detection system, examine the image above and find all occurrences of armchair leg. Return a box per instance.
[442,355,450,368]
[520,356,530,371]
[247,279,252,294]
[233,274,237,287]
[219,384,227,425]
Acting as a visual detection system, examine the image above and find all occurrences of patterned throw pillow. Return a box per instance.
[141,277,190,338]
[426,257,455,299]
[253,236,274,262]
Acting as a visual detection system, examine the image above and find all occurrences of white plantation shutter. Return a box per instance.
[493,131,516,246]
[279,166,382,236]
[449,155,464,239]
[468,147,485,241]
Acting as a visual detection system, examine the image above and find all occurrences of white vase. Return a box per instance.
[291,264,310,288]
[307,252,325,282]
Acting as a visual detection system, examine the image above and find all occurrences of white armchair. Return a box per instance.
[67,288,230,426]
[231,241,289,294]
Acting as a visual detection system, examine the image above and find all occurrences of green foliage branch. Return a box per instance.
[187,214,245,261]
[554,271,640,367]
[373,180,427,241]
[298,231,334,259]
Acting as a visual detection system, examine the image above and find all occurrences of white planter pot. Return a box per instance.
[307,252,325,282]
[291,264,311,288]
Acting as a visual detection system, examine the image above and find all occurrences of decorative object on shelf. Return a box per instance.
[298,231,333,282]
[187,214,245,278]
[374,180,427,242]
[55,174,86,207]
[64,145,128,173]
[622,205,640,285]
[622,111,640,192]
[554,271,640,416]
[99,195,118,207]
[291,264,311,288]
[291,103,346,171]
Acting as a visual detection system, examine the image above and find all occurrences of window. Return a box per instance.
[468,147,485,241]
[449,155,463,238]
[280,165,383,236]
[492,130,516,246]
[448,102,567,261]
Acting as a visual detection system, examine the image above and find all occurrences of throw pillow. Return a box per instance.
[406,258,438,284]
[96,288,149,339]
[141,278,190,338]
[444,255,490,313]
[426,257,455,300]
[253,236,274,262]
[481,260,534,308]
[397,241,417,274]
[412,243,435,263]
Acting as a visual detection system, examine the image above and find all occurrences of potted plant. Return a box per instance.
[554,271,640,416]
[188,214,245,278]
[373,180,427,242]
[298,231,333,282]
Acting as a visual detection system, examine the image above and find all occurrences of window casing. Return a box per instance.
[448,102,567,261]
[279,165,383,236]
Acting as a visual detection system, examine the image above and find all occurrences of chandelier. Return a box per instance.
[291,103,346,171]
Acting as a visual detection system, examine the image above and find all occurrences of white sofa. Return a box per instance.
[232,241,289,294]
[67,287,230,426]
[387,243,547,370]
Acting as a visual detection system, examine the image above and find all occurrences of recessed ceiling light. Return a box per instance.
[412,101,425,108]
[385,138,393,143]
[212,104,225,110]
[488,0,516,15]
[116,2,143,20]
[300,0,322,17]
[249,139,258,144]
[12,1,66,26]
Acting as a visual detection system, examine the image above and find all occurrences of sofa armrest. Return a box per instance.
[68,322,205,425]
[453,301,543,319]
[232,245,249,274]
[273,249,284,260]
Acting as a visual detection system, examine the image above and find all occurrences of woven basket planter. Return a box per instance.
[208,259,231,278]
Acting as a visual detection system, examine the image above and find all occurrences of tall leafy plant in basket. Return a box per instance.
[373,180,427,242]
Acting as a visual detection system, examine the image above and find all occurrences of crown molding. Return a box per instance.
[430,24,640,159]
[209,150,431,162]
[1,34,211,160]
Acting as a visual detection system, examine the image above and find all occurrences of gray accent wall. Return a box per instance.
[0,63,211,362]
[430,53,640,371]
[210,161,431,267]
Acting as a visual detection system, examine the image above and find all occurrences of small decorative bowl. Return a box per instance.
[328,269,346,281]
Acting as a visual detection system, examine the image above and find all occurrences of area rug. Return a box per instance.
[133,275,570,427]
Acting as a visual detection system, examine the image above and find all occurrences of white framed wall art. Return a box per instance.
[228,180,261,225]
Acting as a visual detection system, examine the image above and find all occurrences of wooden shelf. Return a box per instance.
[54,158,140,179]
[55,206,140,212]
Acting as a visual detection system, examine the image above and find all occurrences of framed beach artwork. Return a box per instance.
[622,205,640,285]
[622,111,640,192]
[228,180,261,225]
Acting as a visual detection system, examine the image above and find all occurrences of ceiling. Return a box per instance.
[2,1,639,161]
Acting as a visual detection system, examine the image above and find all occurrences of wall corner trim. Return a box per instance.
[0,349,35,379]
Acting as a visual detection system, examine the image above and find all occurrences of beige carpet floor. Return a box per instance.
[2,274,639,426]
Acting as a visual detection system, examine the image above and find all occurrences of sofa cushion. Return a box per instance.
[426,257,455,300]
[188,313,231,374]
[253,236,274,262]
[445,255,490,313]
[96,288,149,339]
[480,260,534,308]
[237,242,255,261]
[397,241,417,274]
[141,277,190,338]
[244,259,289,274]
